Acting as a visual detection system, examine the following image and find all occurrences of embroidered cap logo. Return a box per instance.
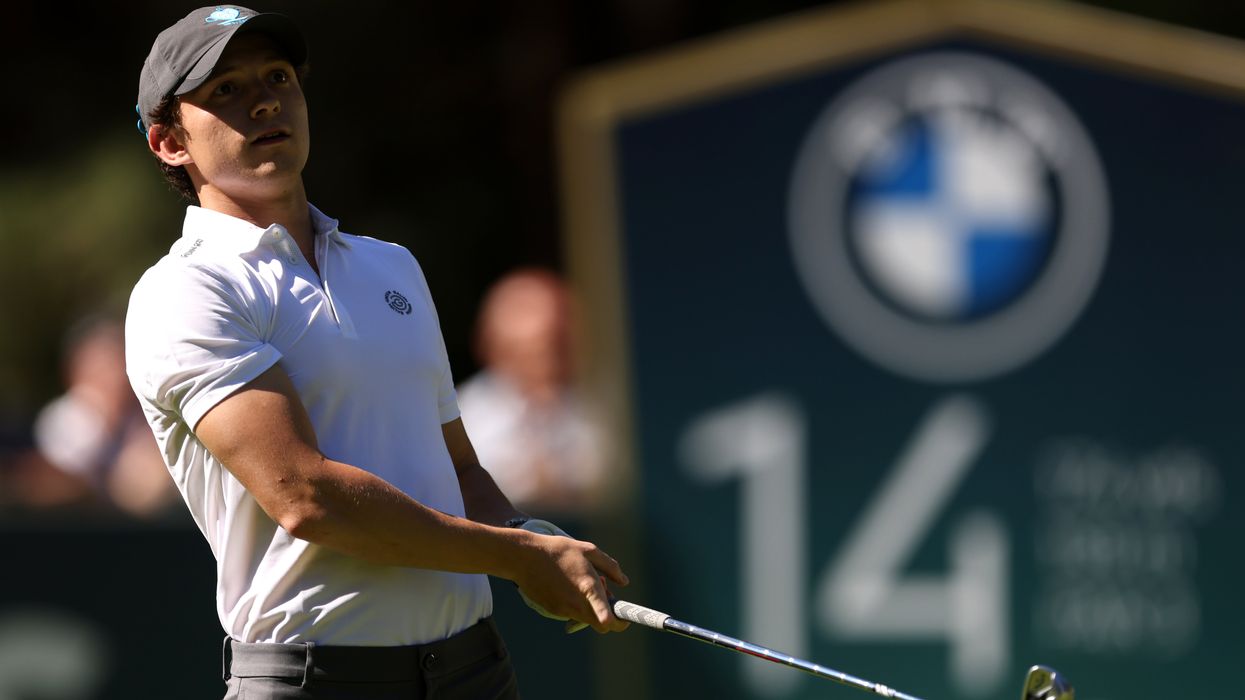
[205,7,250,26]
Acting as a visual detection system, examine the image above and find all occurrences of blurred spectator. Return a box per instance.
[5,315,178,519]
[457,269,608,515]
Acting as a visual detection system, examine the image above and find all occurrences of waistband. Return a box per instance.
[223,617,506,685]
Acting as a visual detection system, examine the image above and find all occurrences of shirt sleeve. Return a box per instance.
[125,261,283,431]
[404,251,461,425]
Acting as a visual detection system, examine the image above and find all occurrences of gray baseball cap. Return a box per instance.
[136,5,307,135]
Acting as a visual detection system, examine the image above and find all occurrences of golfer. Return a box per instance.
[127,6,627,698]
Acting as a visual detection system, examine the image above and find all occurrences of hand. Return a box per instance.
[515,520,586,632]
[510,520,629,634]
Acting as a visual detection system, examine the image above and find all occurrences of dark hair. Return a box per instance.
[148,94,199,204]
[145,63,310,205]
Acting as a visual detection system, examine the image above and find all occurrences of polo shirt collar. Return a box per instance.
[309,204,351,249]
[179,204,351,256]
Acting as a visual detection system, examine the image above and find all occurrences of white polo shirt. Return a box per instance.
[125,204,491,645]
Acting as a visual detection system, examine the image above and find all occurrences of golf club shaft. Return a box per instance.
[613,600,926,700]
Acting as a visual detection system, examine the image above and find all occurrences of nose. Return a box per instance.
[251,86,281,119]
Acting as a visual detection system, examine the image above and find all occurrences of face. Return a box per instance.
[481,276,574,401]
[154,33,309,202]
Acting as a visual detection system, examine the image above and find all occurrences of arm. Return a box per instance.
[194,364,628,632]
[445,417,620,634]
[442,417,525,527]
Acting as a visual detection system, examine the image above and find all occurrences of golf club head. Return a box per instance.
[1022,665,1074,700]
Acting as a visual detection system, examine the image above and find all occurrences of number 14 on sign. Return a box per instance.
[679,394,1008,697]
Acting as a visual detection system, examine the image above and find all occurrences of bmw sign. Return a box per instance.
[789,52,1110,383]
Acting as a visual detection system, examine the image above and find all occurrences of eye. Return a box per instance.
[212,81,236,97]
[270,69,290,84]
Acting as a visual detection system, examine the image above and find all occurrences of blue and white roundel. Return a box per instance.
[788,52,1110,383]
[849,114,1053,322]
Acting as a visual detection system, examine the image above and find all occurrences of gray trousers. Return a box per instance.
[222,617,520,700]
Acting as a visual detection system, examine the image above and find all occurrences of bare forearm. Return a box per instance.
[457,461,525,527]
[441,418,524,526]
[283,456,529,578]
[282,455,627,631]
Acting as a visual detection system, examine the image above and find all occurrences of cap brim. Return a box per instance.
[174,13,308,96]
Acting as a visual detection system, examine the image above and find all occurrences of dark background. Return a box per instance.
[0,0,1242,423]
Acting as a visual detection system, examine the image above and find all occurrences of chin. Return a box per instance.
[252,161,305,183]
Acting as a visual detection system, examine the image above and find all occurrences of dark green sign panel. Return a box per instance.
[562,2,1244,698]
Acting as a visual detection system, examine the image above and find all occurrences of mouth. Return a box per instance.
[251,128,291,145]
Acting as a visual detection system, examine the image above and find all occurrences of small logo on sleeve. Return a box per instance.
[385,290,412,315]
[180,238,204,258]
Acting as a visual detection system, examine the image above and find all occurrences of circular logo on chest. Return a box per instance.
[385,290,412,315]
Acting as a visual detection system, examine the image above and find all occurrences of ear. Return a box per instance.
[148,123,193,167]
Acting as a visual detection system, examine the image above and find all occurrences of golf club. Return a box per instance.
[613,600,927,700]
[613,600,1077,700]
[1022,665,1075,700]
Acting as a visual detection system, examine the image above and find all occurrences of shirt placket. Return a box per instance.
[315,232,358,339]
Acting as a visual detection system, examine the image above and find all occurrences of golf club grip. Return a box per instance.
[612,600,671,630]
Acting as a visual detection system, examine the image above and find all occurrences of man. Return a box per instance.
[127,6,627,699]
[22,314,175,517]
[458,269,609,515]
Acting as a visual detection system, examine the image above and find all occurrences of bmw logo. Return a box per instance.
[789,52,1110,383]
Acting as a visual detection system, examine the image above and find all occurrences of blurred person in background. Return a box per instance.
[6,314,177,518]
[127,6,627,698]
[458,269,609,516]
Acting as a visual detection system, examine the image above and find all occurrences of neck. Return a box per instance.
[196,181,315,251]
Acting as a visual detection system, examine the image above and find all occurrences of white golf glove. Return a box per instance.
[517,518,590,634]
